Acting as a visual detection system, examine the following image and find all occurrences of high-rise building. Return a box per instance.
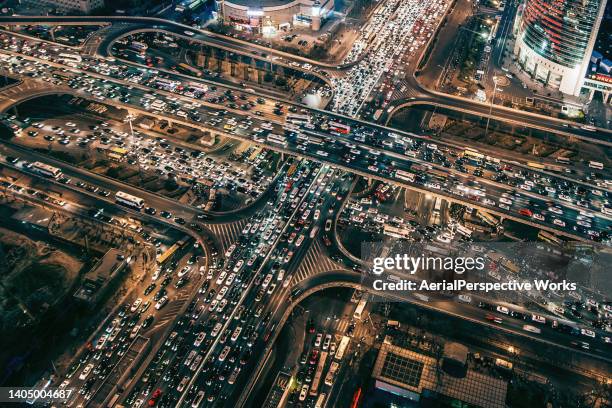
[513,0,608,96]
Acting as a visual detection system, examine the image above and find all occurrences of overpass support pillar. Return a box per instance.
[244,66,250,81]
[257,70,263,84]
[367,178,373,187]
[230,62,236,77]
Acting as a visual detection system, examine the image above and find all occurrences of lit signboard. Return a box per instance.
[247,9,264,16]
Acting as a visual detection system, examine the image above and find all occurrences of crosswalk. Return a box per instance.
[151,291,191,330]
[205,219,248,252]
[329,317,369,340]
[292,238,342,283]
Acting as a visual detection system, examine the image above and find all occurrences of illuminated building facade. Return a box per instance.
[513,0,608,96]
[218,0,333,33]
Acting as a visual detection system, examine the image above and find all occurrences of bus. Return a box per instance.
[526,162,564,172]
[31,161,62,178]
[156,236,190,265]
[324,361,339,386]
[588,161,604,170]
[130,41,148,52]
[287,162,298,178]
[555,156,571,164]
[188,82,208,94]
[602,206,612,216]
[153,77,180,90]
[581,125,596,132]
[115,191,145,209]
[310,351,328,396]
[335,336,350,361]
[353,298,367,320]
[157,243,179,264]
[537,230,563,247]
[454,223,472,237]
[309,136,324,146]
[267,134,288,148]
[477,210,499,226]
[315,393,327,408]
[177,63,202,77]
[394,169,415,183]
[287,114,310,125]
[328,121,351,134]
[463,147,484,164]
[58,53,82,63]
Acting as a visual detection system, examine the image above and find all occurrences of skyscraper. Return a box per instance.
[513,0,608,96]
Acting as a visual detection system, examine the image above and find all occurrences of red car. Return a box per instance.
[485,314,503,324]
[309,349,319,365]
[148,389,162,406]
[518,208,533,217]
[322,235,332,247]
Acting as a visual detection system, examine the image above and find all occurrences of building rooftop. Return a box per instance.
[225,0,308,9]
[74,248,127,303]
[373,343,508,408]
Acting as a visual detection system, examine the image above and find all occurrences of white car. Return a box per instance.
[130,298,143,313]
[178,266,191,277]
[155,296,168,310]
[314,333,323,347]
[581,328,595,338]
[553,218,566,227]
[299,384,309,401]
[323,334,332,350]
[79,363,94,380]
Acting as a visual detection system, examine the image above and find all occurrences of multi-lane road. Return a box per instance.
[1,35,610,241]
[0,9,610,408]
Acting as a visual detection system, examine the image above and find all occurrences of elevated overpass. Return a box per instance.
[1,15,611,145]
[0,76,603,242]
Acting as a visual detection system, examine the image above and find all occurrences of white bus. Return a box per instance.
[602,206,612,216]
[324,361,339,386]
[588,161,604,170]
[315,393,327,408]
[353,298,367,320]
[115,191,145,209]
[266,133,288,148]
[395,169,415,183]
[310,351,328,396]
[287,114,310,125]
[335,336,350,361]
[31,161,62,178]
[58,53,82,63]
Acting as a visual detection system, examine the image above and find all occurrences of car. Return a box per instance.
[314,333,323,347]
[496,306,509,315]
[486,314,503,324]
[325,219,332,231]
[130,298,143,313]
[581,328,596,338]
[79,363,94,380]
[299,384,309,401]
[155,296,168,310]
[323,334,332,350]
[178,266,191,277]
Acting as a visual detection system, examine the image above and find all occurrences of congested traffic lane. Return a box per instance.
[2,30,608,194]
[119,159,324,407]
[2,30,609,197]
[2,51,608,241]
[2,15,612,144]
